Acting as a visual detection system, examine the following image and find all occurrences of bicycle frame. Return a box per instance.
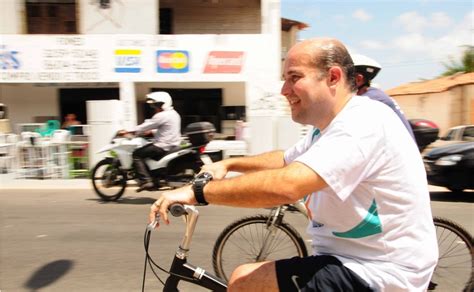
[146,201,309,291]
[256,201,309,261]
[150,205,227,292]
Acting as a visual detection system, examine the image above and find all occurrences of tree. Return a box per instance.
[441,45,474,76]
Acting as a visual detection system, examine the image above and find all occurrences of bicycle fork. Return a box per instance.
[255,206,287,262]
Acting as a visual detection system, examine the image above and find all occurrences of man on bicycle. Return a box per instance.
[149,38,438,291]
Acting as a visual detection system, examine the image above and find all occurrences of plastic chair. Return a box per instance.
[51,129,71,143]
[36,120,60,137]
[50,130,71,178]
[20,131,42,146]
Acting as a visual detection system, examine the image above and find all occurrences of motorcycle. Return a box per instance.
[91,122,216,201]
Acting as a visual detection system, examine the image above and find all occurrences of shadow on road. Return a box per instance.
[24,259,74,291]
[87,196,156,205]
[430,191,473,203]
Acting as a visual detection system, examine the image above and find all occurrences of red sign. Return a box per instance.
[204,51,244,73]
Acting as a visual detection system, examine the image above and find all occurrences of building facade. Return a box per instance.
[387,72,474,135]
[1,0,305,158]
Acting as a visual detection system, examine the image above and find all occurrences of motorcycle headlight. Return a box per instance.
[434,154,463,166]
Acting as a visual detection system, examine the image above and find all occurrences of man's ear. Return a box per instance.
[355,73,364,86]
[327,67,342,88]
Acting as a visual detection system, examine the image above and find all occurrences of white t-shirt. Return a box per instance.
[284,96,438,291]
[134,109,181,151]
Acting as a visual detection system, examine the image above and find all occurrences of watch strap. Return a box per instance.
[192,172,213,205]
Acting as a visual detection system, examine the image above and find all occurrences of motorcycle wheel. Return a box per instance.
[91,158,127,201]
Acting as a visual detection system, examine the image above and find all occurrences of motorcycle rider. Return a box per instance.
[352,54,415,139]
[123,91,181,192]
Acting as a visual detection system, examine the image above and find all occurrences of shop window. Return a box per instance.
[159,8,173,34]
[25,0,77,34]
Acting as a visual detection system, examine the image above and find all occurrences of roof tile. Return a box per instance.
[386,72,474,96]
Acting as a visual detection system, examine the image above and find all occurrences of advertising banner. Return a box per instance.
[0,34,275,83]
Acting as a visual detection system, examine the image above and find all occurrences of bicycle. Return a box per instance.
[212,201,309,283]
[430,217,473,292]
[212,203,473,291]
[143,204,227,291]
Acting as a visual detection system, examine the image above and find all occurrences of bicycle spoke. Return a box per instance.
[431,218,473,291]
[213,216,307,282]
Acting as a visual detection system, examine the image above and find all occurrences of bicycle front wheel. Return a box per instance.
[212,215,308,282]
[430,217,473,291]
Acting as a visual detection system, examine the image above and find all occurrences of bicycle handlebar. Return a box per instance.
[169,203,187,217]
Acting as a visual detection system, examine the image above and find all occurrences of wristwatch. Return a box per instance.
[192,172,213,205]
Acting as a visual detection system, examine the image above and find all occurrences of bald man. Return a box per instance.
[149,38,437,291]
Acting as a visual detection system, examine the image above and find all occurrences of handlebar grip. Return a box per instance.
[169,204,187,217]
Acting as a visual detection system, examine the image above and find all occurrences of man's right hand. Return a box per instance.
[200,161,229,180]
[117,129,128,136]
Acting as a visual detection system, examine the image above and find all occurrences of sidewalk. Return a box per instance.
[0,173,91,189]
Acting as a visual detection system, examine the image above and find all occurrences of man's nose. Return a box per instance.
[280,81,292,97]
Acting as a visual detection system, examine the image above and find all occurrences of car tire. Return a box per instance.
[447,187,464,193]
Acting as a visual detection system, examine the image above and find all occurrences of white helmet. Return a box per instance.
[146,91,173,110]
[352,54,381,81]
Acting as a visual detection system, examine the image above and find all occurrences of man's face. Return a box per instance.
[281,46,332,126]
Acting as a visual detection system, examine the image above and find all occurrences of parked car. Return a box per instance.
[423,142,474,192]
[441,125,474,141]
[424,124,474,153]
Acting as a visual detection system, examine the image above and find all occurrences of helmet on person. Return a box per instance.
[146,91,173,110]
[352,54,381,81]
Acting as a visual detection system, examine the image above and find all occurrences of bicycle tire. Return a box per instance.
[430,216,473,291]
[91,159,127,201]
[212,215,308,282]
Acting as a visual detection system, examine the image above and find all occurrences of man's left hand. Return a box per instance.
[149,185,197,226]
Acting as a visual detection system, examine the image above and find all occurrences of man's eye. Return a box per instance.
[291,76,300,83]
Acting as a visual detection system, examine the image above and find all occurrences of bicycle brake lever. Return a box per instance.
[147,213,160,230]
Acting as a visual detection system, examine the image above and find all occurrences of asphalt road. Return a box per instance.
[0,188,472,292]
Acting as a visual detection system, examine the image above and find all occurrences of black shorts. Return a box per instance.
[275,255,373,292]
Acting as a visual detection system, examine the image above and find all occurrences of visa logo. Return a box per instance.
[114,49,141,73]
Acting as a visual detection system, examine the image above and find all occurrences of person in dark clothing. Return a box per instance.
[352,54,415,139]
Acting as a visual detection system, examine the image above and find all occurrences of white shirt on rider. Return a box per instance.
[284,95,438,291]
[134,108,181,151]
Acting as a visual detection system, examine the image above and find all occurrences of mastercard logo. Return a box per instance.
[156,50,189,73]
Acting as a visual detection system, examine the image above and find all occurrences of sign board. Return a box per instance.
[0,34,276,83]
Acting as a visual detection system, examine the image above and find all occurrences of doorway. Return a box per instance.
[148,88,223,132]
[59,88,119,125]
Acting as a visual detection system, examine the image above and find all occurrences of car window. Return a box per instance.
[445,129,456,140]
[462,127,474,141]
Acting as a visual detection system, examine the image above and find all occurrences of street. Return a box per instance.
[0,187,472,292]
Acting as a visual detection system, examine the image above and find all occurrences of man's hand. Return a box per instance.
[200,161,229,180]
[149,185,197,227]
[117,129,128,136]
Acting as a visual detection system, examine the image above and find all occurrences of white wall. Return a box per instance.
[0,0,22,34]
[0,84,59,131]
[391,83,474,133]
[79,0,158,34]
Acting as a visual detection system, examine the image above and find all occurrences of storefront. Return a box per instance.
[1,34,298,164]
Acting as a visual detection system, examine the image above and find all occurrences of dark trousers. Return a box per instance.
[132,143,167,183]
